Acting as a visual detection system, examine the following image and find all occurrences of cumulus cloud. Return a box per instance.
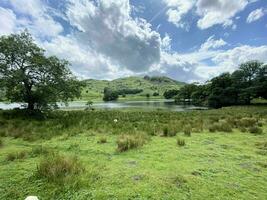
[0,0,266,83]
[66,0,161,72]
[247,8,265,23]
[164,0,194,29]
[163,0,256,30]
[196,0,249,29]
[200,35,227,51]
[191,45,267,80]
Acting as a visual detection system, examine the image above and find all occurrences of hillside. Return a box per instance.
[81,76,185,101]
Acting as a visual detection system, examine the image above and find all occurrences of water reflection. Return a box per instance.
[0,100,207,112]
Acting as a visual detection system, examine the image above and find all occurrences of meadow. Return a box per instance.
[0,106,267,200]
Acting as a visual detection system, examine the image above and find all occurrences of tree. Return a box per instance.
[0,31,83,111]
[176,84,198,102]
[163,89,179,99]
[103,88,118,101]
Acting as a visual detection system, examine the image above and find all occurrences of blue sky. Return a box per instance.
[0,0,266,82]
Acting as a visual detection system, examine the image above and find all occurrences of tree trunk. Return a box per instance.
[27,101,34,111]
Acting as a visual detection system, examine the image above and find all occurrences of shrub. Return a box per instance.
[117,134,146,152]
[219,122,232,132]
[0,138,3,147]
[208,122,232,133]
[36,153,84,183]
[184,126,191,137]
[249,126,263,135]
[238,118,257,128]
[97,136,107,144]
[240,127,247,133]
[177,138,185,147]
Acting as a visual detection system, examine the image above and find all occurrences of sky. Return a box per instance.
[0,0,266,83]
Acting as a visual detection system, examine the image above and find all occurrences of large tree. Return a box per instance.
[0,31,83,110]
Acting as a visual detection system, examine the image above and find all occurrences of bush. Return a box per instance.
[36,153,84,183]
[117,134,147,152]
[0,138,3,147]
[97,136,107,144]
[240,127,247,133]
[177,138,185,147]
[208,122,232,133]
[249,127,263,135]
[238,118,257,128]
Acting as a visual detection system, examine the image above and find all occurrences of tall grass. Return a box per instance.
[0,106,266,141]
[117,133,148,152]
[36,153,84,183]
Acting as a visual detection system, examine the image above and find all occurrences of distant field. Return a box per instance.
[0,106,266,199]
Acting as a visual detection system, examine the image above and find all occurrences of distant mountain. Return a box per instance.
[81,76,185,100]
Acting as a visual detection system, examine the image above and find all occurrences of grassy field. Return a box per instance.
[0,106,267,200]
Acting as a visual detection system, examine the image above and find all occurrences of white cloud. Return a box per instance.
[1,0,266,83]
[164,0,194,29]
[0,7,17,36]
[196,0,249,29]
[200,36,227,51]
[163,0,256,30]
[186,45,267,80]
[247,8,265,23]
[8,0,63,38]
[66,0,161,73]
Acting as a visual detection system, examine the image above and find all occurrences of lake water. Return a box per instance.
[0,100,207,112]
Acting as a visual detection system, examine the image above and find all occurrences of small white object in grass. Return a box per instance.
[114,119,118,123]
[25,196,39,200]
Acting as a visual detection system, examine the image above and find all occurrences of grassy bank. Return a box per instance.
[0,106,267,199]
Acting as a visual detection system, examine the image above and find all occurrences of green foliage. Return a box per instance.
[208,122,232,133]
[103,87,119,101]
[163,89,179,99]
[153,92,159,96]
[175,84,198,102]
[175,60,266,108]
[0,31,82,111]
[248,126,263,135]
[36,153,84,183]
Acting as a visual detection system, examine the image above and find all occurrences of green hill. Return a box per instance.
[81,76,185,101]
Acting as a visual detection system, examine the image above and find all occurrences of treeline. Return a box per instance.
[103,88,143,101]
[164,61,267,108]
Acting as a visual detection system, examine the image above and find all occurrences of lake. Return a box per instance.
[0,100,207,112]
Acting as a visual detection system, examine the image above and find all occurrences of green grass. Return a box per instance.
[0,106,266,199]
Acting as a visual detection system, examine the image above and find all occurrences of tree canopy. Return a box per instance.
[173,60,267,108]
[0,31,83,111]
